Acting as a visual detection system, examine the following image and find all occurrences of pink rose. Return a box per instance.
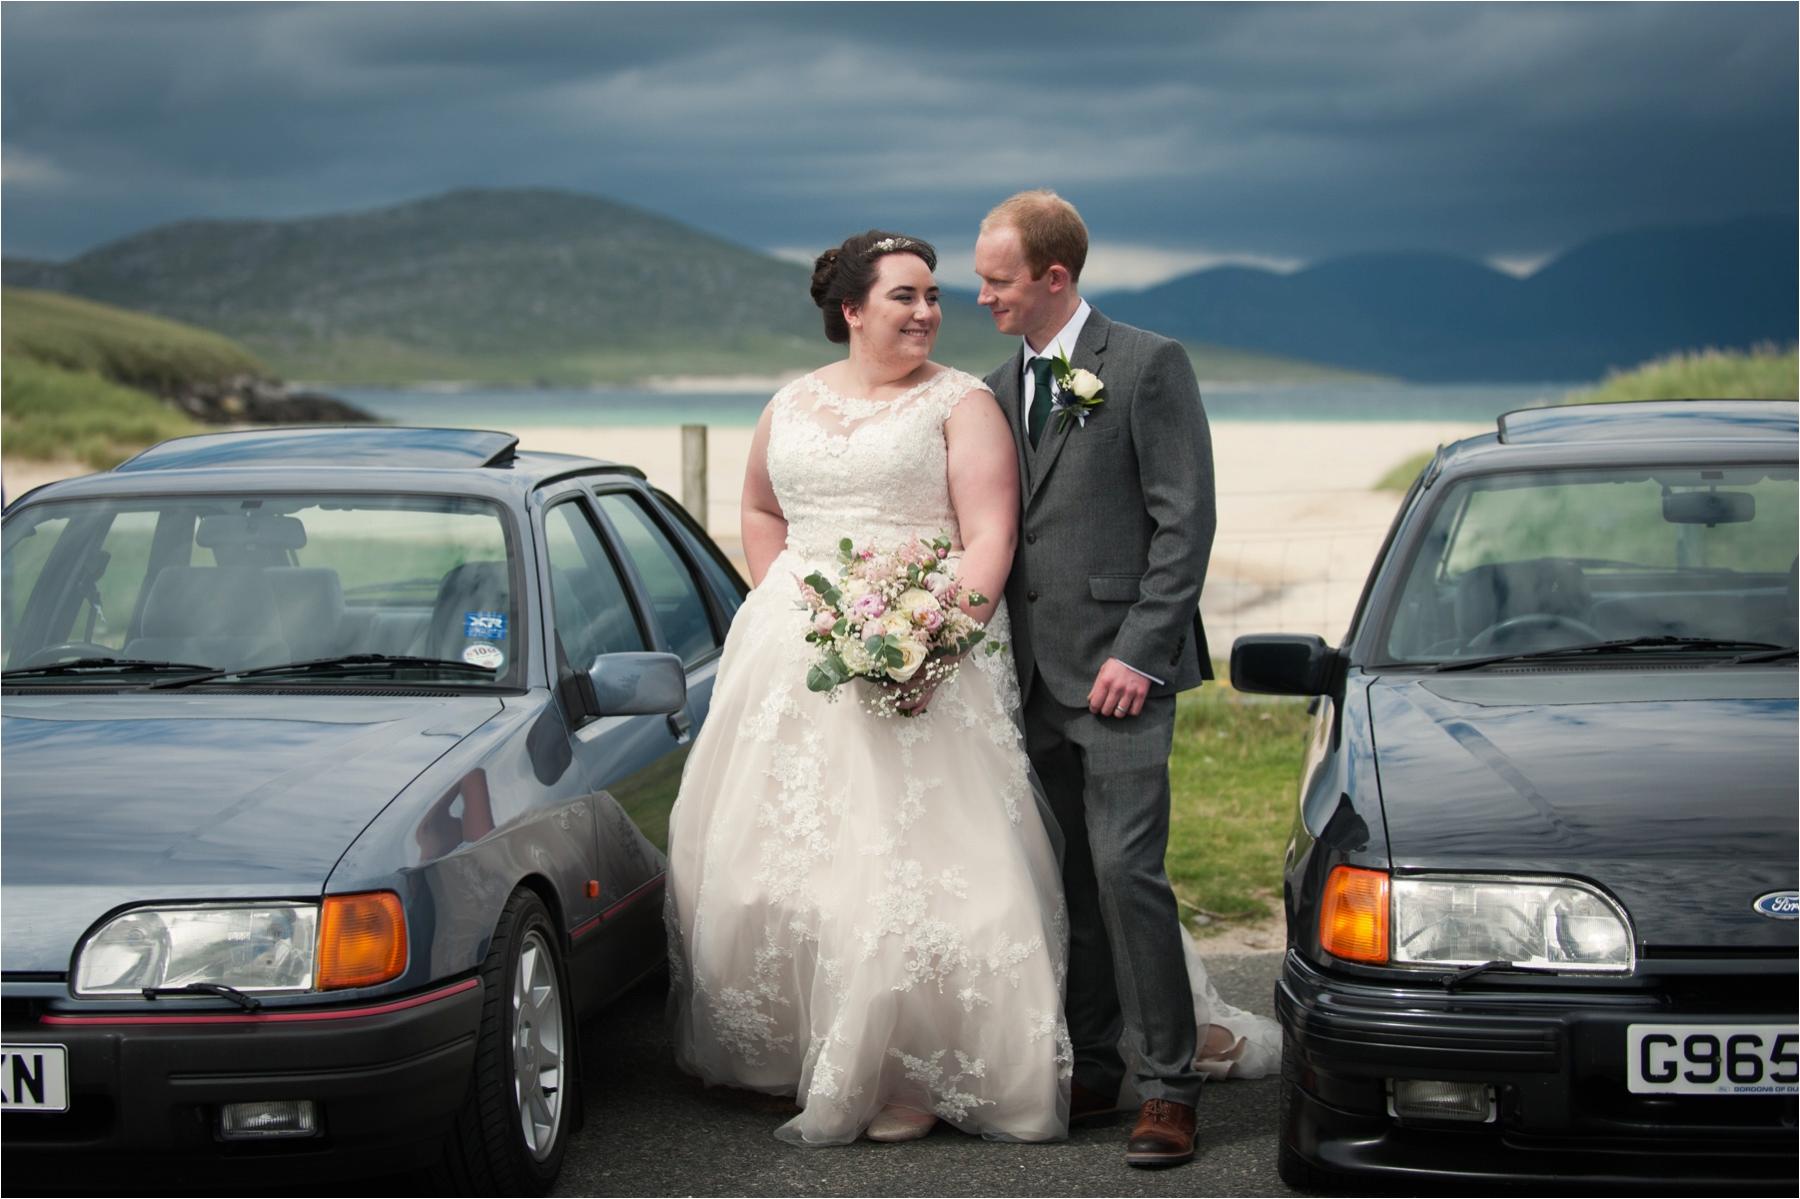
[850,593,887,621]
[918,608,945,633]
[813,611,837,635]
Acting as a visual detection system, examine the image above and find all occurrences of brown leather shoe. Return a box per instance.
[1125,1097,1197,1167]
[1070,1080,1120,1124]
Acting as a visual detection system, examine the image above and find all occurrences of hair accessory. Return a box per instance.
[868,236,915,255]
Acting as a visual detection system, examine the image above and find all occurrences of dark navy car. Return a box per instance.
[0,427,745,1192]
[1232,400,1798,1190]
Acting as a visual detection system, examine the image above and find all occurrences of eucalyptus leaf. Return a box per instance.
[806,665,836,692]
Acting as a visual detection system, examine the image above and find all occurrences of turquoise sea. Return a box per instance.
[336,380,1586,429]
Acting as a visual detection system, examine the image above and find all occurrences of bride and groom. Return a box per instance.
[665,190,1276,1167]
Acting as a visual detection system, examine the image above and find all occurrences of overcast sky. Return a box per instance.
[4,2,1794,289]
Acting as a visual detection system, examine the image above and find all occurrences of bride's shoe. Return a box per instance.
[1195,1030,1247,1081]
[865,1103,937,1142]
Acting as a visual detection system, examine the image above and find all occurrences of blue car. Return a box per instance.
[0,426,745,1191]
[1233,400,1797,1190]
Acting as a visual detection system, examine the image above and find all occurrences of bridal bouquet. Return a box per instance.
[797,534,1004,716]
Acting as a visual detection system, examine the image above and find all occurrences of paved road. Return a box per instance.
[557,952,1296,1198]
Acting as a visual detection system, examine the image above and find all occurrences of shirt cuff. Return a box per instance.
[1119,661,1166,686]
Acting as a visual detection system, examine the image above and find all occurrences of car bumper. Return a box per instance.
[1278,951,1798,1187]
[1,977,481,1178]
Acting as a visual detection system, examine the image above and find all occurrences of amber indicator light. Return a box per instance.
[317,891,408,990]
[1319,866,1389,963]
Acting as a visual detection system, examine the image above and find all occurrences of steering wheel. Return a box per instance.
[16,641,120,669]
[1465,614,1603,655]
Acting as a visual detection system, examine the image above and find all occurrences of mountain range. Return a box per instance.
[1104,215,1795,381]
[4,189,1792,384]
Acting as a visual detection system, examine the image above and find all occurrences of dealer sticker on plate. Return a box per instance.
[0,1044,69,1112]
[1627,1024,1798,1095]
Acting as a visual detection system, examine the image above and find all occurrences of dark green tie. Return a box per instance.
[1027,356,1055,449]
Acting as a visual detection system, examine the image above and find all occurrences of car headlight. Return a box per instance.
[75,904,318,995]
[1392,875,1634,973]
[73,893,407,996]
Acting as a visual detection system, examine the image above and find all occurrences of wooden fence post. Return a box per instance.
[680,424,708,530]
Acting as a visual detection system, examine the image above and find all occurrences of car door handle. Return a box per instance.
[667,709,693,744]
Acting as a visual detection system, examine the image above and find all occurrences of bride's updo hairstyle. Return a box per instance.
[810,230,939,344]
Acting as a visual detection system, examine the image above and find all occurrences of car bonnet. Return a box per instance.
[1368,668,1798,953]
[0,693,502,973]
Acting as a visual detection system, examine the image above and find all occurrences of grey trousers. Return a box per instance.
[1024,684,1203,1108]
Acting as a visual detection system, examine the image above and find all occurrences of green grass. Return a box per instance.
[1,357,202,469]
[4,287,269,393]
[1569,344,1798,404]
[1166,673,1313,928]
[1374,450,1435,492]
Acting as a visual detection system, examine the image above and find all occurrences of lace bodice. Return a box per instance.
[766,368,985,562]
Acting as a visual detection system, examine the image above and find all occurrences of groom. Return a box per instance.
[977,191,1215,1168]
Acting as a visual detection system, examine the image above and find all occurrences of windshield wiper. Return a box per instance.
[3,657,217,680]
[1432,636,1790,673]
[148,652,501,689]
[1442,960,1515,989]
[1731,646,1799,665]
[142,982,261,1011]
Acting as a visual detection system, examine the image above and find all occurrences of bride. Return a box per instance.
[665,230,1273,1148]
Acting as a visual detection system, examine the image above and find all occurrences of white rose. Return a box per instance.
[896,588,941,621]
[839,638,875,675]
[1068,368,1104,400]
[879,613,913,640]
[885,638,928,683]
[840,576,874,603]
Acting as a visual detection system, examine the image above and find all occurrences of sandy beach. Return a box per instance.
[518,417,1488,649]
[4,418,1487,650]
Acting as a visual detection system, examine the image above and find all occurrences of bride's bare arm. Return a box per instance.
[740,404,787,586]
[944,387,1019,626]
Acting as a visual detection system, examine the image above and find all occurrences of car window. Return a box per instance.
[543,501,648,666]
[1382,464,1798,663]
[651,488,747,620]
[2,512,74,666]
[594,492,719,667]
[2,494,518,684]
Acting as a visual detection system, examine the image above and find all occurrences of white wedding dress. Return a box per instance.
[665,367,1275,1147]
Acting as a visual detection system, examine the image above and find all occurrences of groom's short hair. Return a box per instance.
[983,191,1088,285]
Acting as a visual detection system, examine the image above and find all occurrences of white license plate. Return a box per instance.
[0,1044,68,1112]
[1627,1024,1799,1095]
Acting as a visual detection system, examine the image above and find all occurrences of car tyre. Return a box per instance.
[432,888,577,1196]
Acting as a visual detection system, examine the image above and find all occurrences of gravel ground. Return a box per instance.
[555,952,1294,1198]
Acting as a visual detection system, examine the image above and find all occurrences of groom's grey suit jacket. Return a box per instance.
[986,309,1216,709]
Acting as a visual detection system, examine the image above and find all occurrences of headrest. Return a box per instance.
[196,513,307,551]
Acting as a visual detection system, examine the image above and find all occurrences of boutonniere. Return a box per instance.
[1049,348,1106,432]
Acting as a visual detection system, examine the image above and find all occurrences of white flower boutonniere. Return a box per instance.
[1049,348,1106,433]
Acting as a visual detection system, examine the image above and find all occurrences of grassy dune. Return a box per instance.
[1375,344,1800,492]
[4,287,267,392]
[0,288,270,467]
[1570,344,1798,404]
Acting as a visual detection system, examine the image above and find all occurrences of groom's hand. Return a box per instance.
[1088,658,1149,719]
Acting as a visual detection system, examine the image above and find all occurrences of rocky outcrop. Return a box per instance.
[166,374,376,425]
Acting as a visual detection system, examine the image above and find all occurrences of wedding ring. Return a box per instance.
[1114,705,1127,715]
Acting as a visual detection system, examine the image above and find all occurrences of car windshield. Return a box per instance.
[2,493,520,685]
[1380,463,1797,666]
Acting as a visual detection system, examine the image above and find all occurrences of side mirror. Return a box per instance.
[587,651,687,716]
[1231,634,1338,696]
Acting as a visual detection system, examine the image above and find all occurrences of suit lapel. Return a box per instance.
[1026,309,1110,505]
[996,346,1029,498]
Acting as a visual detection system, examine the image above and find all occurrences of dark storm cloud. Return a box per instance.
[3,2,1793,285]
